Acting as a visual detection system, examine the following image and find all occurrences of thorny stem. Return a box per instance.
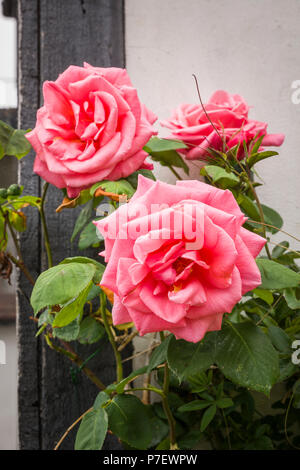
[248,220,300,243]
[39,182,53,268]
[169,166,183,180]
[117,329,139,352]
[6,252,35,285]
[159,332,177,449]
[100,290,123,382]
[124,386,165,399]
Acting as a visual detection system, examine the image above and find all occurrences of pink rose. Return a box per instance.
[26,63,157,198]
[161,90,284,160]
[95,176,265,343]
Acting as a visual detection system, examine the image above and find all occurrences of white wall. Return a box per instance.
[0,9,17,107]
[126,0,300,246]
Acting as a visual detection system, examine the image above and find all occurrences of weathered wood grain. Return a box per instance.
[18,0,129,450]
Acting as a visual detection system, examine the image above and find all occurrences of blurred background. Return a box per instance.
[0,0,299,449]
[0,2,17,450]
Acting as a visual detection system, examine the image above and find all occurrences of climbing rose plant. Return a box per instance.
[1,65,300,451]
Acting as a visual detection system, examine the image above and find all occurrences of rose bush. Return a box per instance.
[3,72,299,450]
[96,176,266,342]
[161,90,284,160]
[26,63,157,197]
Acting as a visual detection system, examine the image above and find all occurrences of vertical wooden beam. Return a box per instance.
[18,0,128,449]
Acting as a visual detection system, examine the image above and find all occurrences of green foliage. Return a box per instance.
[256,258,300,290]
[167,334,215,381]
[75,392,110,450]
[77,317,105,345]
[2,110,298,451]
[78,221,102,250]
[0,120,32,160]
[167,322,279,395]
[30,260,99,315]
[147,334,172,372]
[201,165,240,188]
[126,169,156,188]
[107,395,153,449]
[144,137,189,175]
[247,150,279,169]
[52,282,93,328]
[215,322,279,395]
[90,179,135,198]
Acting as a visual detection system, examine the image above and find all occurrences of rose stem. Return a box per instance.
[100,290,123,382]
[160,332,177,449]
[39,182,53,268]
[169,166,183,180]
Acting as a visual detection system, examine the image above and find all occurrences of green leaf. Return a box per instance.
[126,169,156,189]
[247,150,278,169]
[6,195,41,209]
[178,400,212,412]
[215,322,279,395]
[9,210,26,232]
[149,150,189,175]
[107,394,152,449]
[144,136,188,152]
[90,179,135,198]
[93,391,110,410]
[261,204,283,234]
[52,281,92,328]
[202,165,240,189]
[75,407,108,450]
[77,317,105,344]
[30,262,96,315]
[284,288,300,309]
[253,288,274,305]
[60,257,105,284]
[167,334,215,381]
[115,366,148,394]
[148,414,169,448]
[0,120,31,160]
[249,134,264,155]
[238,194,260,221]
[268,325,291,353]
[272,241,289,258]
[52,318,80,341]
[71,200,93,242]
[200,404,217,432]
[256,258,300,290]
[215,397,234,409]
[147,335,172,372]
[78,221,103,250]
[86,284,102,301]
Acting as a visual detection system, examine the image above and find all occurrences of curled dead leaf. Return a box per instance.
[94,187,128,203]
[56,196,79,213]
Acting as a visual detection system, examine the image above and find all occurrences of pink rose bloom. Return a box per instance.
[161,90,284,160]
[26,63,157,198]
[95,176,266,343]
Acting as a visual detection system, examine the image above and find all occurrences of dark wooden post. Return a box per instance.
[17,0,129,450]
